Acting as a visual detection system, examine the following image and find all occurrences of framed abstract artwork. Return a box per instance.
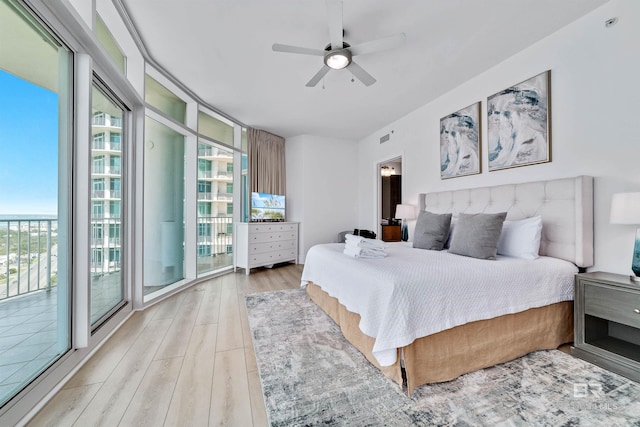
[487,70,551,171]
[439,102,481,179]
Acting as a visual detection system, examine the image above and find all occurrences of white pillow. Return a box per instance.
[497,216,542,260]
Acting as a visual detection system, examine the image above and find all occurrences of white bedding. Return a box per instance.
[301,242,577,366]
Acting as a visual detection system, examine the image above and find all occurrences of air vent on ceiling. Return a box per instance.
[379,133,390,144]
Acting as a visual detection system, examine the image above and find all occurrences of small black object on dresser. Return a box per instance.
[572,272,640,382]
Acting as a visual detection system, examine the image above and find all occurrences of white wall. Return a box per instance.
[286,135,359,262]
[357,0,640,276]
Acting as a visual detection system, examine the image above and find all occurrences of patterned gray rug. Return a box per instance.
[246,289,640,426]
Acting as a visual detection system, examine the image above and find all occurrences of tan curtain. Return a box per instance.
[248,128,286,195]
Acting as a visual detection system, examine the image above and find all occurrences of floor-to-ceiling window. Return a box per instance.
[196,140,234,275]
[0,0,72,406]
[90,81,126,326]
[197,111,236,275]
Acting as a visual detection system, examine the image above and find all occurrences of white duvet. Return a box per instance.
[300,242,577,366]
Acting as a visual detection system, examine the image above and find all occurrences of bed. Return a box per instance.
[301,175,593,394]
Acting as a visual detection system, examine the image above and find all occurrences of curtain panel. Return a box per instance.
[248,128,286,195]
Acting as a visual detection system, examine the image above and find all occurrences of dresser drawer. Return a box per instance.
[248,223,298,233]
[248,249,297,267]
[249,240,296,254]
[250,231,297,243]
[584,281,640,328]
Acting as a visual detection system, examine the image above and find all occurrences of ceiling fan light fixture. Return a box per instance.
[324,49,352,70]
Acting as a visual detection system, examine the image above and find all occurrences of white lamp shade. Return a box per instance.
[394,204,415,220]
[610,192,640,224]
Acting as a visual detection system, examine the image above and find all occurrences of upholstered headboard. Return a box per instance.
[419,176,594,267]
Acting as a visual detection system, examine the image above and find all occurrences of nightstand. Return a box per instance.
[381,224,401,242]
[572,272,640,382]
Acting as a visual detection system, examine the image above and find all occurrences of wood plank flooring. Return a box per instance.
[28,264,303,427]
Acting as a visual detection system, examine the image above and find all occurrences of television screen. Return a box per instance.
[251,192,285,221]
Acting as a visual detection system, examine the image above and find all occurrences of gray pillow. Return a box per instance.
[413,211,452,250]
[448,212,507,259]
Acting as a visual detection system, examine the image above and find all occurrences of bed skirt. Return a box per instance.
[306,282,573,395]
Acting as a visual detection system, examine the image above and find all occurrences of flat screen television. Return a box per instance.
[251,192,285,221]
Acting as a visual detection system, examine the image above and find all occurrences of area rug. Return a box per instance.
[246,289,640,426]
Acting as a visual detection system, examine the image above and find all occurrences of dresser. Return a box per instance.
[572,272,640,382]
[234,222,299,275]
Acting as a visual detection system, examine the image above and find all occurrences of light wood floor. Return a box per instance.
[28,264,303,427]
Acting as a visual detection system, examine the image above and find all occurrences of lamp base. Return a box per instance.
[401,222,408,242]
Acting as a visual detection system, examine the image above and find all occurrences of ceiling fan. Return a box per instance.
[272,0,406,87]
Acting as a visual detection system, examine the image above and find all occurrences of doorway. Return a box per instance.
[378,157,402,241]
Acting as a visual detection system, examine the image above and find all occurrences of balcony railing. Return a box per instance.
[198,147,233,158]
[196,216,233,256]
[91,190,122,200]
[89,218,122,276]
[0,219,57,301]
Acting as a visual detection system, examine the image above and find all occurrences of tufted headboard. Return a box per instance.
[419,176,594,267]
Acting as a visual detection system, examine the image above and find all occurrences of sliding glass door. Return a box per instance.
[0,0,71,406]
[90,82,126,326]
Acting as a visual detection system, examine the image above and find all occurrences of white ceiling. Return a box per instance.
[121,0,607,140]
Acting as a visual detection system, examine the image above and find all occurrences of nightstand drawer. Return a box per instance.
[584,281,640,328]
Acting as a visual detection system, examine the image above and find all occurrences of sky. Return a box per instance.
[0,70,59,215]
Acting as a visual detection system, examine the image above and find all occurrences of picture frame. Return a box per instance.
[487,70,551,171]
[439,102,481,179]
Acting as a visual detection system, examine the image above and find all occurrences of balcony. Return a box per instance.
[198,148,233,159]
[0,218,124,405]
[197,192,212,201]
[92,140,105,150]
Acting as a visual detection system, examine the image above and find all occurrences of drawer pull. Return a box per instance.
[635,309,640,314]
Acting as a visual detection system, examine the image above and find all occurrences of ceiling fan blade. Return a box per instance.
[326,0,343,50]
[272,43,325,56]
[348,61,376,86]
[306,65,331,87]
[349,32,406,57]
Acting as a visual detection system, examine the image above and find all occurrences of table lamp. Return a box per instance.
[610,192,640,281]
[394,204,415,242]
